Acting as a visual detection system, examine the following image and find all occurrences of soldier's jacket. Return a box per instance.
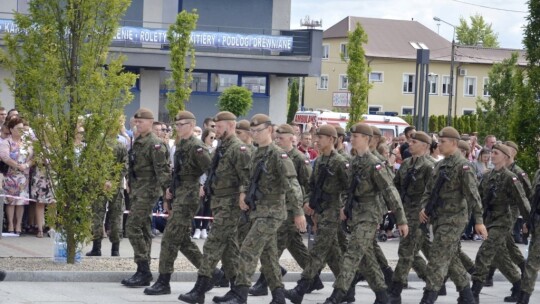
[307,150,350,210]
[508,163,532,218]
[113,141,129,187]
[212,135,251,200]
[421,150,483,225]
[350,151,407,225]
[530,169,540,220]
[247,142,303,220]
[287,147,312,204]
[479,167,530,229]
[394,154,434,221]
[131,132,170,190]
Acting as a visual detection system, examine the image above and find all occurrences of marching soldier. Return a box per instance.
[418,127,487,304]
[178,111,251,304]
[144,111,217,295]
[121,108,170,287]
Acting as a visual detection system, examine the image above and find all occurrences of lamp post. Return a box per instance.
[433,16,456,126]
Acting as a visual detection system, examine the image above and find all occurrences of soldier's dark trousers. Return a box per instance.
[522,221,540,294]
[92,191,124,244]
[393,221,430,284]
[126,208,154,263]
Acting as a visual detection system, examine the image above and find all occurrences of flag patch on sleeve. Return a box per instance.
[240,146,247,151]
[196,147,203,153]
[281,153,288,159]
[463,165,470,171]
[154,144,161,150]
[375,164,382,171]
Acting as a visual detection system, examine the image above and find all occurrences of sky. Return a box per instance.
[291,0,528,49]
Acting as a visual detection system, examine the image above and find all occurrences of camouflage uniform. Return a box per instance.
[521,169,540,299]
[237,143,257,244]
[197,135,251,280]
[126,132,170,263]
[158,135,211,274]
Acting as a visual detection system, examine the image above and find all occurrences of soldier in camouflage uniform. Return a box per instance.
[319,123,408,304]
[418,127,487,304]
[389,131,434,304]
[235,119,256,244]
[249,124,319,297]
[87,140,128,257]
[471,144,531,303]
[213,114,306,304]
[285,125,351,304]
[144,111,216,296]
[121,108,170,287]
[178,111,251,304]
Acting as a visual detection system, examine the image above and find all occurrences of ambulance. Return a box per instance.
[293,109,409,140]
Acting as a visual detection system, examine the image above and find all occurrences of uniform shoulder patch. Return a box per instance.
[304,159,310,165]
[345,163,350,169]
[375,163,383,171]
[512,177,519,182]
[522,172,528,177]
[196,147,203,153]
[154,144,161,150]
[281,153,288,159]
[240,145,247,152]
[463,165,470,171]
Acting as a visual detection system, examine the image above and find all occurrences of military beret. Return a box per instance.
[504,141,519,153]
[350,123,373,136]
[335,126,346,137]
[438,127,460,140]
[175,110,195,121]
[236,119,250,132]
[370,126,382,137]
[458,140,470,153]
[493,143,511,158]
[214,111,237,122]
[250,114,272,127]
[134,108,154,120]
[411,131,432,145]
[276,124,294,135]
[460,134,470,141]
[316,125,337,138]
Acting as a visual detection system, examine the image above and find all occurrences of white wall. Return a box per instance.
[139,69,160,117]
[268,75,288,124]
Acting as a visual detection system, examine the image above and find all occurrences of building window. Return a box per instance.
[370,72,383,82]
[318,75,328,90]
[191,72,209,92]
[483,77,490,97]
[429,75,438,95]
[241,76,267,94]
[463,109,475,115]
[464,77,477,97]
[369,106,382,114]
[403,74,415,93]
[322,44,329,60]
[442,75,451,95]
[211,73,238,92]
[402,107,413,115]
[340,43,348,60]
[339,74,348,90]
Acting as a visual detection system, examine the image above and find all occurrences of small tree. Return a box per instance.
[166,10,198,118]
[428,115,438,133]
[344,23,371,129]
[287,78,299,123]
[218,86,253,117]
[456,14,499,47]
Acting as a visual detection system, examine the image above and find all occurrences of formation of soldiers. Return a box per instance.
[116,107,540,304]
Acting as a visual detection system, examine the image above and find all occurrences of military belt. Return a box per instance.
[213,186,239,197]
[136,171,155,178]
[353,194,377,201]
[260,193,286,200]
[178,175,200,182]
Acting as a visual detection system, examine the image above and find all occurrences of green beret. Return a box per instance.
[438,127,460,140]
[504,141,518,153]
[458,140,470,153]
[370,126,382,137]
[276,124,294,135]
[335,126,346,137]
[134,108,154,120]
[214,111,237,122]
[236,119,250,132]
[175,110,195,121]
[350,123,373,136]
[411,131,432,145]
[316,125,337,138]
[493,143,511,158]
[250,114,271,127]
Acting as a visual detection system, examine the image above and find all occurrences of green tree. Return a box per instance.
[456,14,499,47]
[166,10,198,118]
[218,86,253,117]
[1,0,135,263]
[287,78,299,123]
[428,115,438,133]
[344,22,371,129]
[438,115,446,132]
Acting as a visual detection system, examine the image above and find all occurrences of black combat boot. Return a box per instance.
[341,278,357,303]
[123,261,153,287]
[321,288,346,304]
[388,281,404,304]
[374,290,389,304]
[207,268,224,292]
[471,279,483,304]
[517,291,530,304]
[178,275,211,304]
[484,267,496,287]
[270,287,286,304]
[248,273,268,296]
[438,276,449,296]
[85,239,102,256]
[0,270,6,281]
[382,266,394,288]
[504,280,521,302]
[306,273,324,293]
[121,262,141,285]
[212,277,236,303]
[284,277,312,304]
[144,273,171,295]
[419,289,438,304]
[457,285,476,304]
[217,285,249,304]
[111,242,120,257]
[215,267,229,287]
